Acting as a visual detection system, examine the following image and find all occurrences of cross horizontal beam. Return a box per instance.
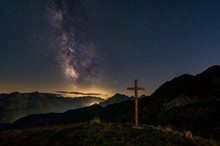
[127,87,145,90]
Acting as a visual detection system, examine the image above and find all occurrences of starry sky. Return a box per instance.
[1,0,220,98]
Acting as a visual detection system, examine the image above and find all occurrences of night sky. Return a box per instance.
[1,0,220,98]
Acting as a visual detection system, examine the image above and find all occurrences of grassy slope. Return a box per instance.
[0,123,217,146]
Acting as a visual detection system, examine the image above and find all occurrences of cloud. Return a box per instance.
[55,91,69,94]
[55,91,102,96]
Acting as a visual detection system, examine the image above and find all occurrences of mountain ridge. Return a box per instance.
[101,65,220,140]
[99,93,133,107]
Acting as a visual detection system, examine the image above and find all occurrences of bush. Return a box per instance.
[184,130,193,140]
[90,117,101,124]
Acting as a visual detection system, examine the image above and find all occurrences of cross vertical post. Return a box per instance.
[135,79,138,128]
[127,79,145,128]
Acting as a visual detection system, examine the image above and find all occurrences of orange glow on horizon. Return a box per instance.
[0,81,150,99]
[1,85,115,99]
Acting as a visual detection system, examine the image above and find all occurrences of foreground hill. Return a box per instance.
[0,123,217,146]
[0,92,104,122]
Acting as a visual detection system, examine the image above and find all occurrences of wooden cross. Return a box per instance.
[127,79,145,128]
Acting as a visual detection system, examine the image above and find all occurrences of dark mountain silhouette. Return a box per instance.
[99,93,133,107]
[196,65,220,97]
[101,65,220,140]
[0,91,104,122]
[151,66,220,102]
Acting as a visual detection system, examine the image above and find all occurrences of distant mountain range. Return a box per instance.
[1,65,220,141]
[0,92,104,123]
[0,91,133,123]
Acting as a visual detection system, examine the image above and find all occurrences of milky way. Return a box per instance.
[46,0,99,88]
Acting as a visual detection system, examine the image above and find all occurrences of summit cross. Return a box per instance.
[127,79,145,128]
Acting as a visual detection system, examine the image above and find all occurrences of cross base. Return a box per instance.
[132,126,143,129]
